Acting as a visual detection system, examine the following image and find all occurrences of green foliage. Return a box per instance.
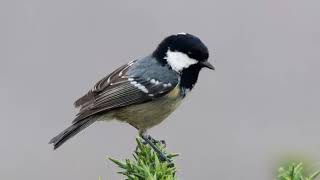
[108,138,320,180]
[109,138,179,180]
[277,162,320,180]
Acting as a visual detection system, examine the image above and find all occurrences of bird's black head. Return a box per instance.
[152,33,214,92]
[152,33,214,71]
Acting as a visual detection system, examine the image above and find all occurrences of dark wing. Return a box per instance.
[73,61,135,108]
[72,60,177,123]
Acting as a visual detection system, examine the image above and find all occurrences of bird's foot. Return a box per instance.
[143,135,166,147]
[140,134,172,165]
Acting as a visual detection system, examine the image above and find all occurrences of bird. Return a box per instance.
[49,32,214,161]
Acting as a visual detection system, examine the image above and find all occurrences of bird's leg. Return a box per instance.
[139,131,171,163]
[129,124,166,146]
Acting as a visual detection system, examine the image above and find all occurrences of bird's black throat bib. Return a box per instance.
[180,64,202,91]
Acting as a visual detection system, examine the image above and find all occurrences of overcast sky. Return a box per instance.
[1,0,320,179]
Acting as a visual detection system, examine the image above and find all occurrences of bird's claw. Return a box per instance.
[140,134,172,164]
[142,135,166,147]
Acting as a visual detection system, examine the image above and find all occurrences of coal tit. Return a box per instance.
[50,33,214,161]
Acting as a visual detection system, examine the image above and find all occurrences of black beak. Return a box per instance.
[200,61,215,70]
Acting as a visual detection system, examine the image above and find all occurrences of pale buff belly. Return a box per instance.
[112,87,183,130]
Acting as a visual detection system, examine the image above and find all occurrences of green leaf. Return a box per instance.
[309,170,320,180]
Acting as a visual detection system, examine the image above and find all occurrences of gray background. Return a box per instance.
[1,0,320,179]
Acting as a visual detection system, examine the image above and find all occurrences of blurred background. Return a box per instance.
[1,0,320,179]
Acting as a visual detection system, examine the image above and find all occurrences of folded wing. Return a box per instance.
[72,60,178,123]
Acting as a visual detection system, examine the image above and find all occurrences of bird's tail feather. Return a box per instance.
[49,118,95,150]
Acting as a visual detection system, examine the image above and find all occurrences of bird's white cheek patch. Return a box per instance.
[165,50,198,72]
